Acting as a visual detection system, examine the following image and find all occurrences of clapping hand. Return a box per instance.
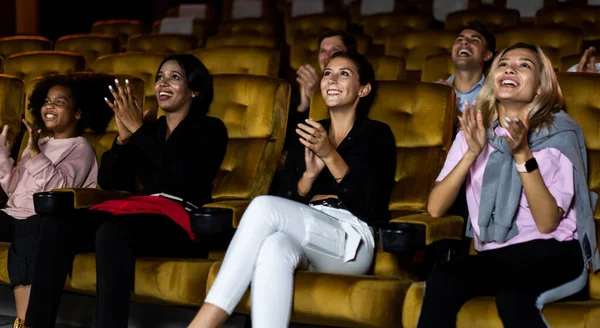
[296,65,320,112]
[458,102,487,157]
[577,47,597,73]
[104,79,144,144]
[22,119,41,159]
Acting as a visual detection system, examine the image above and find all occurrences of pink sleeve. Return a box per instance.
[436,131,467,182]
[0,146,20,196]
[24,141,97,191]
[546,151,575,215]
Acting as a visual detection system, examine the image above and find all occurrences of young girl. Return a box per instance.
[24,55,228,328]
[0,73,112,328]
[419,43,599,327]
[188,51,397,328]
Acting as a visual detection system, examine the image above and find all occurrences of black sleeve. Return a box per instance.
[337,123,397,223]
[98,138,138,192]
[277,141,312,203]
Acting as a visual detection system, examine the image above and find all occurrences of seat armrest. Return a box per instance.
[33,188,132,215]
[190,207,234,237]
[380,213,464,253]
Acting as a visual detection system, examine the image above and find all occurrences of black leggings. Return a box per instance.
[25,209,207,328]
[417,239,585,328]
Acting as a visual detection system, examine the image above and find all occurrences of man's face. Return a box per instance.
[451,29,492,71]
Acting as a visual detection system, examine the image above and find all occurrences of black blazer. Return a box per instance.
[99,114,228,207]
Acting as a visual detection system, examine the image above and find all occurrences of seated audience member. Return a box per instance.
[188,52,396,328]
[0,74,111,328]
[420,43,599,328]
[568,46,600,73]
[24,55,228,328]
[439,21,495,112]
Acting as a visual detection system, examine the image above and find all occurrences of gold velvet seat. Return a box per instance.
[190,47,280,77]
[402,72,600,328]
[0,36,52,61]
[127,34,200,54]
[366,55,406,80]
[218,19,275,37]
[421,53,454,82]
[0,74,25,153]
[495,26,583,70]
[359,13,434,46]
[205,34,277,49]
[289,34,371,70]
[445,8,521,32]
[91,19,147,50]
[385,30,456,81]
[285,15,347,44]
[536,7,600,41]
[3,51,86,122]
[93,52,167,116]
[54,34,120,70]
[559,53,583,72]
[205,80,459,327]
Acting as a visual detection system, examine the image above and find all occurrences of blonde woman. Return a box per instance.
[420,43,599,327]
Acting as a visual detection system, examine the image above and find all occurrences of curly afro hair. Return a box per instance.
[27,73,115,135]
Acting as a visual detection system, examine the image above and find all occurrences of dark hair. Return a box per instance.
[318,30,358,53]
[157,54,213,116]
[329,51,376,118]
[28,73,114,135]
[462,20,496,55]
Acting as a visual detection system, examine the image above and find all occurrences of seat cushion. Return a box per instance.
[403,282,600,328]
[207,262,410,327]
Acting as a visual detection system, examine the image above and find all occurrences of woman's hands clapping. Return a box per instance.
[296,119,335,178]
[22,119,41,159]
[104,79,144,144]
[458,102,487,158]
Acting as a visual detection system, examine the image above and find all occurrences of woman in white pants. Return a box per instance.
[188,52,397,328]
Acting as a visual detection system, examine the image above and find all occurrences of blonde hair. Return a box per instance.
[477,43,564,131]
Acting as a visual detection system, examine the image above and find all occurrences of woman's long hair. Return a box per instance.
[477,42,564,131]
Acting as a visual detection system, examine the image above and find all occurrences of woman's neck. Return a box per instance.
[165,107,190,139]
[328,108,356,145]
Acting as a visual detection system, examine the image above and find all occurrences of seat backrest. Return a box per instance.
[495,26,583,70]
[536,7,600,36]
[0,74,25,152]
[207,74,290,201]
[359,13,434,45]
[421,52,454,82]
[17,72,145,163]
[555,72,600,299]
[385,30,456,72]
[150,18,208,43]
[218,19,275,37]
[445,8,521,32]
[127,34,200,54]
[310,81,456,212]
[289,34,371,70]
[0,36,52,59]
[55,34,120,70]
[93,52,167,115]
[191,47,280,77]
[4,51,86,122]
[205,34,278,48]
[366,55,406,81]
[285,15,347,44]
[560,53,582,72]
[91,19,147,49]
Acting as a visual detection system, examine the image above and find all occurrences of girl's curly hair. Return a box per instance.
[27,73,115,135]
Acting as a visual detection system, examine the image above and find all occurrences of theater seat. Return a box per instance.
[560,53,582,72]
[285,14,347,44]
[190,47,280,77]
[91,19,147,50]
[445,8,521,32]
[536,7,600,41]
[55,34,120,70]
[218,18,275,37]
[205,34,277,48]
[0,74,25,153]
[3,51,86,122]
[150,18,207,42]
[421,53,454,82]
[367,55,406,80]
[385,30,456,81]
[93,52,167,116]
[127,34,200,54]
[402,72,600,328]
[359,12,434,46]
[289,34,371,70]
[0,36,52,60]
[496,26,583,70]
[205,80,460,327]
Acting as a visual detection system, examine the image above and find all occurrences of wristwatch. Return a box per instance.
[516,157,538,173]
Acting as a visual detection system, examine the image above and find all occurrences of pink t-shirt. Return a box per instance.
[0,136,98,219]
[436,127,577,251]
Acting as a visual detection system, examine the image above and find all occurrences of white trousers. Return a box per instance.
[204,195,375,328]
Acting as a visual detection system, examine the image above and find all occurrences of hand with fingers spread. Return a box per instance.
[458,101,487,157]
[105,79,144,143]
[576,46,597,73]
[0,125,9,148]
[296,65,320,112]
[22,119,42,159]
[502,115,531,162]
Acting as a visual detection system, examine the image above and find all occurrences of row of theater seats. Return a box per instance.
[0,68,599,327]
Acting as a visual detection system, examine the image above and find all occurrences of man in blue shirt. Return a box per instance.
[440,21,495,112]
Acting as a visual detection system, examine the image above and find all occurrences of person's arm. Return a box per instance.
[0,145,19,196]
[25,141,97,191]
[277,141,313,203]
